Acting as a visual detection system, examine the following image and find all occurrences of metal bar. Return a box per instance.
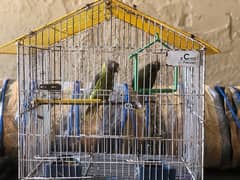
[133,55,138,92]
[33,98,102,105]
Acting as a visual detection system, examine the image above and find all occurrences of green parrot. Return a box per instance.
[83,61,119,151]
[89,60,119,100]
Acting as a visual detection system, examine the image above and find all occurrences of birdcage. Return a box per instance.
[0,0,220,179]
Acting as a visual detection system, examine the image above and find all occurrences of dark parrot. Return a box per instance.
[83,60,119,152]
[89,60,119,100]
[133,61,161,90]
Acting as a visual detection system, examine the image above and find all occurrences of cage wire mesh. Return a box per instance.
[18,1,205,180]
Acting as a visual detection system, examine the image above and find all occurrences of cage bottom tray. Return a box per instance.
[30,153,193,180]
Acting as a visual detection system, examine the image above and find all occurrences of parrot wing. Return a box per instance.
[89,63,107,99]
[90,72,101,90]
[132,64,150,90]
[132,63,159,90]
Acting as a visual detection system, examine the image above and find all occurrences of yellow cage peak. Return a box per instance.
[0,0,220,55]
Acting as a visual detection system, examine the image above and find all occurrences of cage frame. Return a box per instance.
[0,1,220,180]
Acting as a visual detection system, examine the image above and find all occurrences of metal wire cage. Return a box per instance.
[17,0,209,179]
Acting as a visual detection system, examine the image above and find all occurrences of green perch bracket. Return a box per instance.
[129,33,179,94]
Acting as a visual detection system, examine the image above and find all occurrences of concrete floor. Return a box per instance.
[1,155,240,180]
[205,169,240,180]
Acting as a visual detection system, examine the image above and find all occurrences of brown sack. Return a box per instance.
[2,80,18,157]
[204,85,232,168]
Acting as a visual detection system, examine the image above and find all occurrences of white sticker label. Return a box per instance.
[167,51,200,66]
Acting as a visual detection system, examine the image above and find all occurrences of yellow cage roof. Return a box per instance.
[0,0,220,55]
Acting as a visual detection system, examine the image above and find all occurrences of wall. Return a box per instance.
[0,0,240,85]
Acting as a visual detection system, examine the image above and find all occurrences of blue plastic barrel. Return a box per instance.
[44,161,82,179]
[137,163,176,180]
